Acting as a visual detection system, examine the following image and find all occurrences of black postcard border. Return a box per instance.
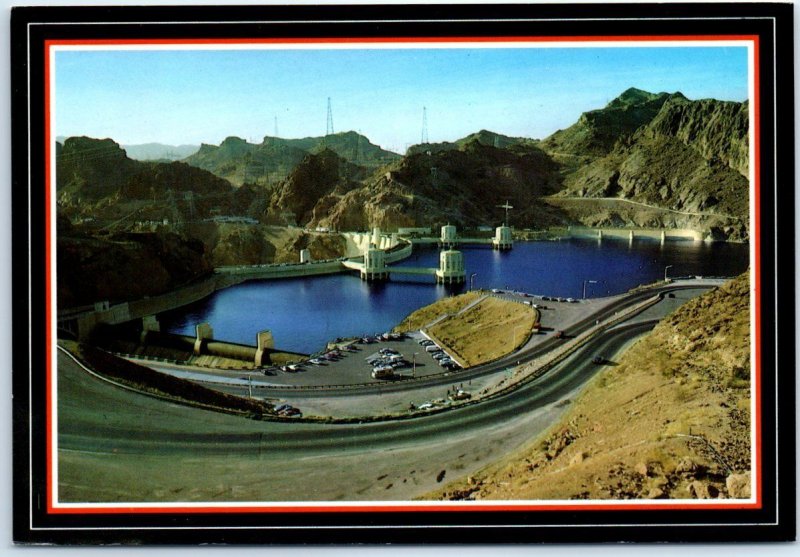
[10,2,796,545]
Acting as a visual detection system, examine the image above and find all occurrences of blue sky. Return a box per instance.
[55,45,749,153]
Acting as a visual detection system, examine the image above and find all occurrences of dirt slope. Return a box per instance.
[424,272,752,501]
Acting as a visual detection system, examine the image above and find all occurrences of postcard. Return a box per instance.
[10,2,795,545]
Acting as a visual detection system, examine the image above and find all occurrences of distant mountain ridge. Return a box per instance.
[56,136,235,221]
[184,131,401,186]
[57,87,750,240]
[273,135,563,231]
[122,142,200,161]
[406,130,539,156]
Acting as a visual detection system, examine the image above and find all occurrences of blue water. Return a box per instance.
[159,239,749,354]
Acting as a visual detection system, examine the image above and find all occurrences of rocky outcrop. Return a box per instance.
[315,138,562,231]
[647,97,749,177]
[209,226,277,266]
[56,136,235,221]
[426,272,752,502]
[542,88,679,156]
[406,129,538,156]
[548,90,750,238]
[264,149,364,225]
[57,231,211,307]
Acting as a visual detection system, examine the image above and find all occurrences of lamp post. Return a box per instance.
[664,265,673,282]
[247,373,253,399]
[412,353,418,378]
[583,279,598,299]
[470,273,477,291]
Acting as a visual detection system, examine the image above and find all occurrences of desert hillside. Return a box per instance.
[425,272,752,501]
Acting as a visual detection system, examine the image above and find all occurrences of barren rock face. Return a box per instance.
[726,473,752,499]
[551,91,750,240]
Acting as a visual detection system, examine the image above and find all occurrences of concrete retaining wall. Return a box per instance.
[567,226,705,242]
[62,239,416,340]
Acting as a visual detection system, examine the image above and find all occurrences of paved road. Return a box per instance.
[56,281,719,501]
[551,196,742,219]
[169,282,716,401]
[61,319,654,457]
[58,320,656,502]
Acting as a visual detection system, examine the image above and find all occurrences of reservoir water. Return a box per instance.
[160,239,749,354]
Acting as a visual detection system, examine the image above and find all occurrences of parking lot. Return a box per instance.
[251,332,458,388]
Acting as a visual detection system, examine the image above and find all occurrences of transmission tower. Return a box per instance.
[326,97,334,136]
[421,106,429,144]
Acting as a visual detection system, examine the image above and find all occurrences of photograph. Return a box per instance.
[11,1,794,545]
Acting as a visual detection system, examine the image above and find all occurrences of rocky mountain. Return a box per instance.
[406,130,538,156]
[57,87,751,250]
[56,136,236,222]
[122,142,200,161]
[542,88,678,157]
[262,148,366,225]
[262,136,563,231]
[184,131,401,187]
[427,272,752,501]
[542,89,750,239]
[57,226,211,307]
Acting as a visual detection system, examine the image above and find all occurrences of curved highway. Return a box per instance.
[192,283,710,400]
[60,319,653,456]
[57,282,724,502]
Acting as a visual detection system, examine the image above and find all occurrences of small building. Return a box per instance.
[361,247,389,282]
[440,224,458,245]
[436,249,465,284]
[299,249,311,263]
[493,225,513,250]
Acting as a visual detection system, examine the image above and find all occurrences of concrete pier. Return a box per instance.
[194,323,213,355]
[254,330,275,365]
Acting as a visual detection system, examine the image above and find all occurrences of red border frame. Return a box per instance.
[44,34,762,516]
